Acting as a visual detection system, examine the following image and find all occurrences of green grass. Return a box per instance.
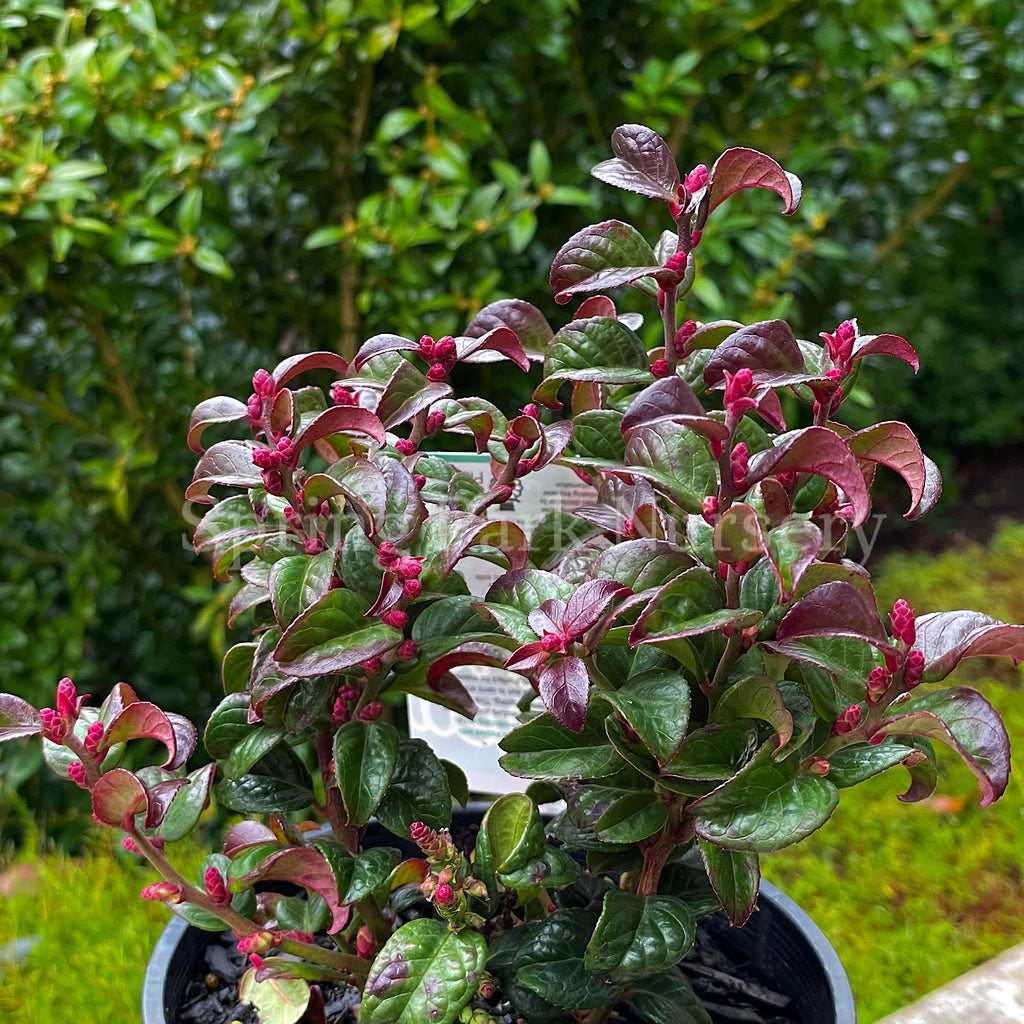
[2,523,1023,1023]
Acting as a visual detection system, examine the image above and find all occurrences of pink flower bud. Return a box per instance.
[381,609,408,629]
[890,599,916,646]
[303,537,327,555]
[903,649,925,690]
[38,707,68,743]
[418,335,435,359]
[434,882,454,905]
[83,720,105,756]
[247,394,263,421]
[540,632,570,654]
[805,757,831,777]
[673,320,698,358]
[252,369,275,398]
[393,557,423,580]
[866,666,891,705]
[684,164,709,192]
[337,685,360,701]
[356,925,376,960]
[331,385,357,405]
[434,336,457,362]
[358,701,384,722]
[730,442,749,492]
[701,495,719,526]
[413,474,427,489]
[205,867,231,906]
[493,484,513,503]
[424,411,445,435]
[67,761,88,788]
[397,639,418,661]
[261,468,284,495]
[332,698,351,726]
[252,446,278,469]
[121,836,142,854]
[395,438,417,456]
[410,821,432,843]
[514,456,536,478]
[140,882,182,903]
[276,437,294,459]
[426,362,448,382]
[831,703,863,736]
[377,541,399,566]
[56,678,79,720]
[521,403,539,420]
[651,357,671,378]
[363,658,383,677]
[664,250,688,274]
[723,367,756,417]
[402,579,423,600]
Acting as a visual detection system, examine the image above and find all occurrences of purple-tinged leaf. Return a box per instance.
[621,377,706,433]
[538,655,590,732]
[304,459,388,536]
[708,148,802,215]
[275,590,402,678]
[590,124,681,202]
[464,299,553,360]
[92,768,148,826]
[753,386,787,432]
[224,820,278,857]
[98,682,140,728]
[165,713,198,770]
[425,645,508,710]
[703,320,805,386]
[550,221,660,305]
[713,675,794,751]
[187,397,249,453]
[455,326,530,370]
[573,295,617,320]
[292,405,386,453]
[913,611,1024,683]
[143,777,191,829]
[563,579,632,636]
[871,687,1010,806]
[776,580,888,647]
[678,320,744,354]
[846,421,926,517]
[416,511,529,581]
[353,333,417,371]
[698,840,760,927]
[745,427,871,527]
[238,847,351,932]
[103,702,181,767]
[375,360,451,431]
[269,388,293,436]
[851,333,918,373]
[186,440,261,504]
[0,694,41,742]
[898,746,938,803]
[272,352,349,389]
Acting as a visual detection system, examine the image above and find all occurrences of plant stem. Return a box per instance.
[277,935,370,981]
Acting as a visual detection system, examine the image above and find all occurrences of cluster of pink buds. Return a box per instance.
[831,703,863,737]
[332,684,360,726]
[357,701,383,722]
[397,639,418,660]
[140,881,183,903]
[251,436,295,470]
[410,821,452,862]
[424,409,446,436]
[820,319,857,377]
[701,496,719,527]
[395,438,417,456]
[246,369,275,423]
[38,677,87,744]
[866,666,891,704]
[650,357,671,378]
[237,931,275,961]
[204,867,231,906]
[417,335,458,382]
[330,384,359,406]
[890,599,916,646]
[668,165,709,221]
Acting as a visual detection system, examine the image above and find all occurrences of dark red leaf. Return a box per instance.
[573,296,618,320]
[703,320,805,385]
[589,124,680,202]
[913,611,1024,683]
[537,656,590,732]
[550,220,660,305]
[143,778,190,829]
[708,148,802,215]
[563,579,632,636]
[272,352,350,389]
[103,702,181,767]
[353,334,417,371]
[99,682,141,728]
[456,326,531,370]
[846,421,926,518]
[851,333,919,373]
[224,820,278,857]
[92,768,148,827]
[292,406,386,453]
[237,847,350,932]
[776,581,888,646]
[463,299,553,361]
[186,440,262,504]
[621,378,706,433]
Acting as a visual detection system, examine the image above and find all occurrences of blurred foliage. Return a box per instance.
[1,0,1023,839]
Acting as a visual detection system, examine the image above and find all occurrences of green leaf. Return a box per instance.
[361,919,487,1024]
[499,707,624,780]
[594,790,668,843]
[697,839,759,927]
[826,741,919,788]
[332,720,400,825]
[239,969,310,1024]
[479,792,547,873]
[516,909,624,1010]
[157,764,216,841]
[373,738,452,835]
[341,847,402,903]
[631,968,713,1024]
[692,744,838,852]
[191,246,233,279]
[713,675,793,751]
[585,890,696,982]
[222,724,285,781]
[269,550,336,627]
[623,421,719,514]
[215,745,314,813]
[596,669,691,766]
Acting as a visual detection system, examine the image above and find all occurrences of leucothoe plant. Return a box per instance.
[1,124,1021,1024]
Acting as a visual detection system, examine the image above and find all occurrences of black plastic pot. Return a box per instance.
[142,875,856,1024]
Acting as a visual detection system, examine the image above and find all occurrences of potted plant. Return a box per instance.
[1,123,1020,1024]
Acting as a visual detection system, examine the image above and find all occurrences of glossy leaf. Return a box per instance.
[589,123,680,202]
[662,722,763,781]
[851,332,919,372]
[596,670,691,766]
[594,789,668,842]
[698,839,760,927]
[274,590,402,677]
[186,440,261,503]
[537,655,591,733]
[631,968,713,1024]
[480,792,548,873]
[158,763,216,841]
[586,890,695,982]
[187,396,249,453]
[620,376,706,433]
[341,847,402,904]
[763,518,822,602]
[272,351,349,389]
[361,919,487,1024]
[713,675,793,751]
[92,768,148,826]
[692,745,838,852]
[872,687,1010,806]
[0,694,41,742]
[826,741,919,789]
[499,707,623,780]
[776,581,888,647]
[912,611,1024,683]
[703,320,805,384]
[269,550,336,629]
[550,221,660,305]
[332,720,400,826]
[708,148,802,215]
[463,298,553,360]
[623,420,718,514]
[239,970,310,1024]
[103,701,186,768]
[373,738,452,835]
[846,421,927,517]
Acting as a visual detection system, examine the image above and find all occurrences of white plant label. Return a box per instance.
[407,454,596,794]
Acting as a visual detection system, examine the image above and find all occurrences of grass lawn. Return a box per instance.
[2,523,1023,1023]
